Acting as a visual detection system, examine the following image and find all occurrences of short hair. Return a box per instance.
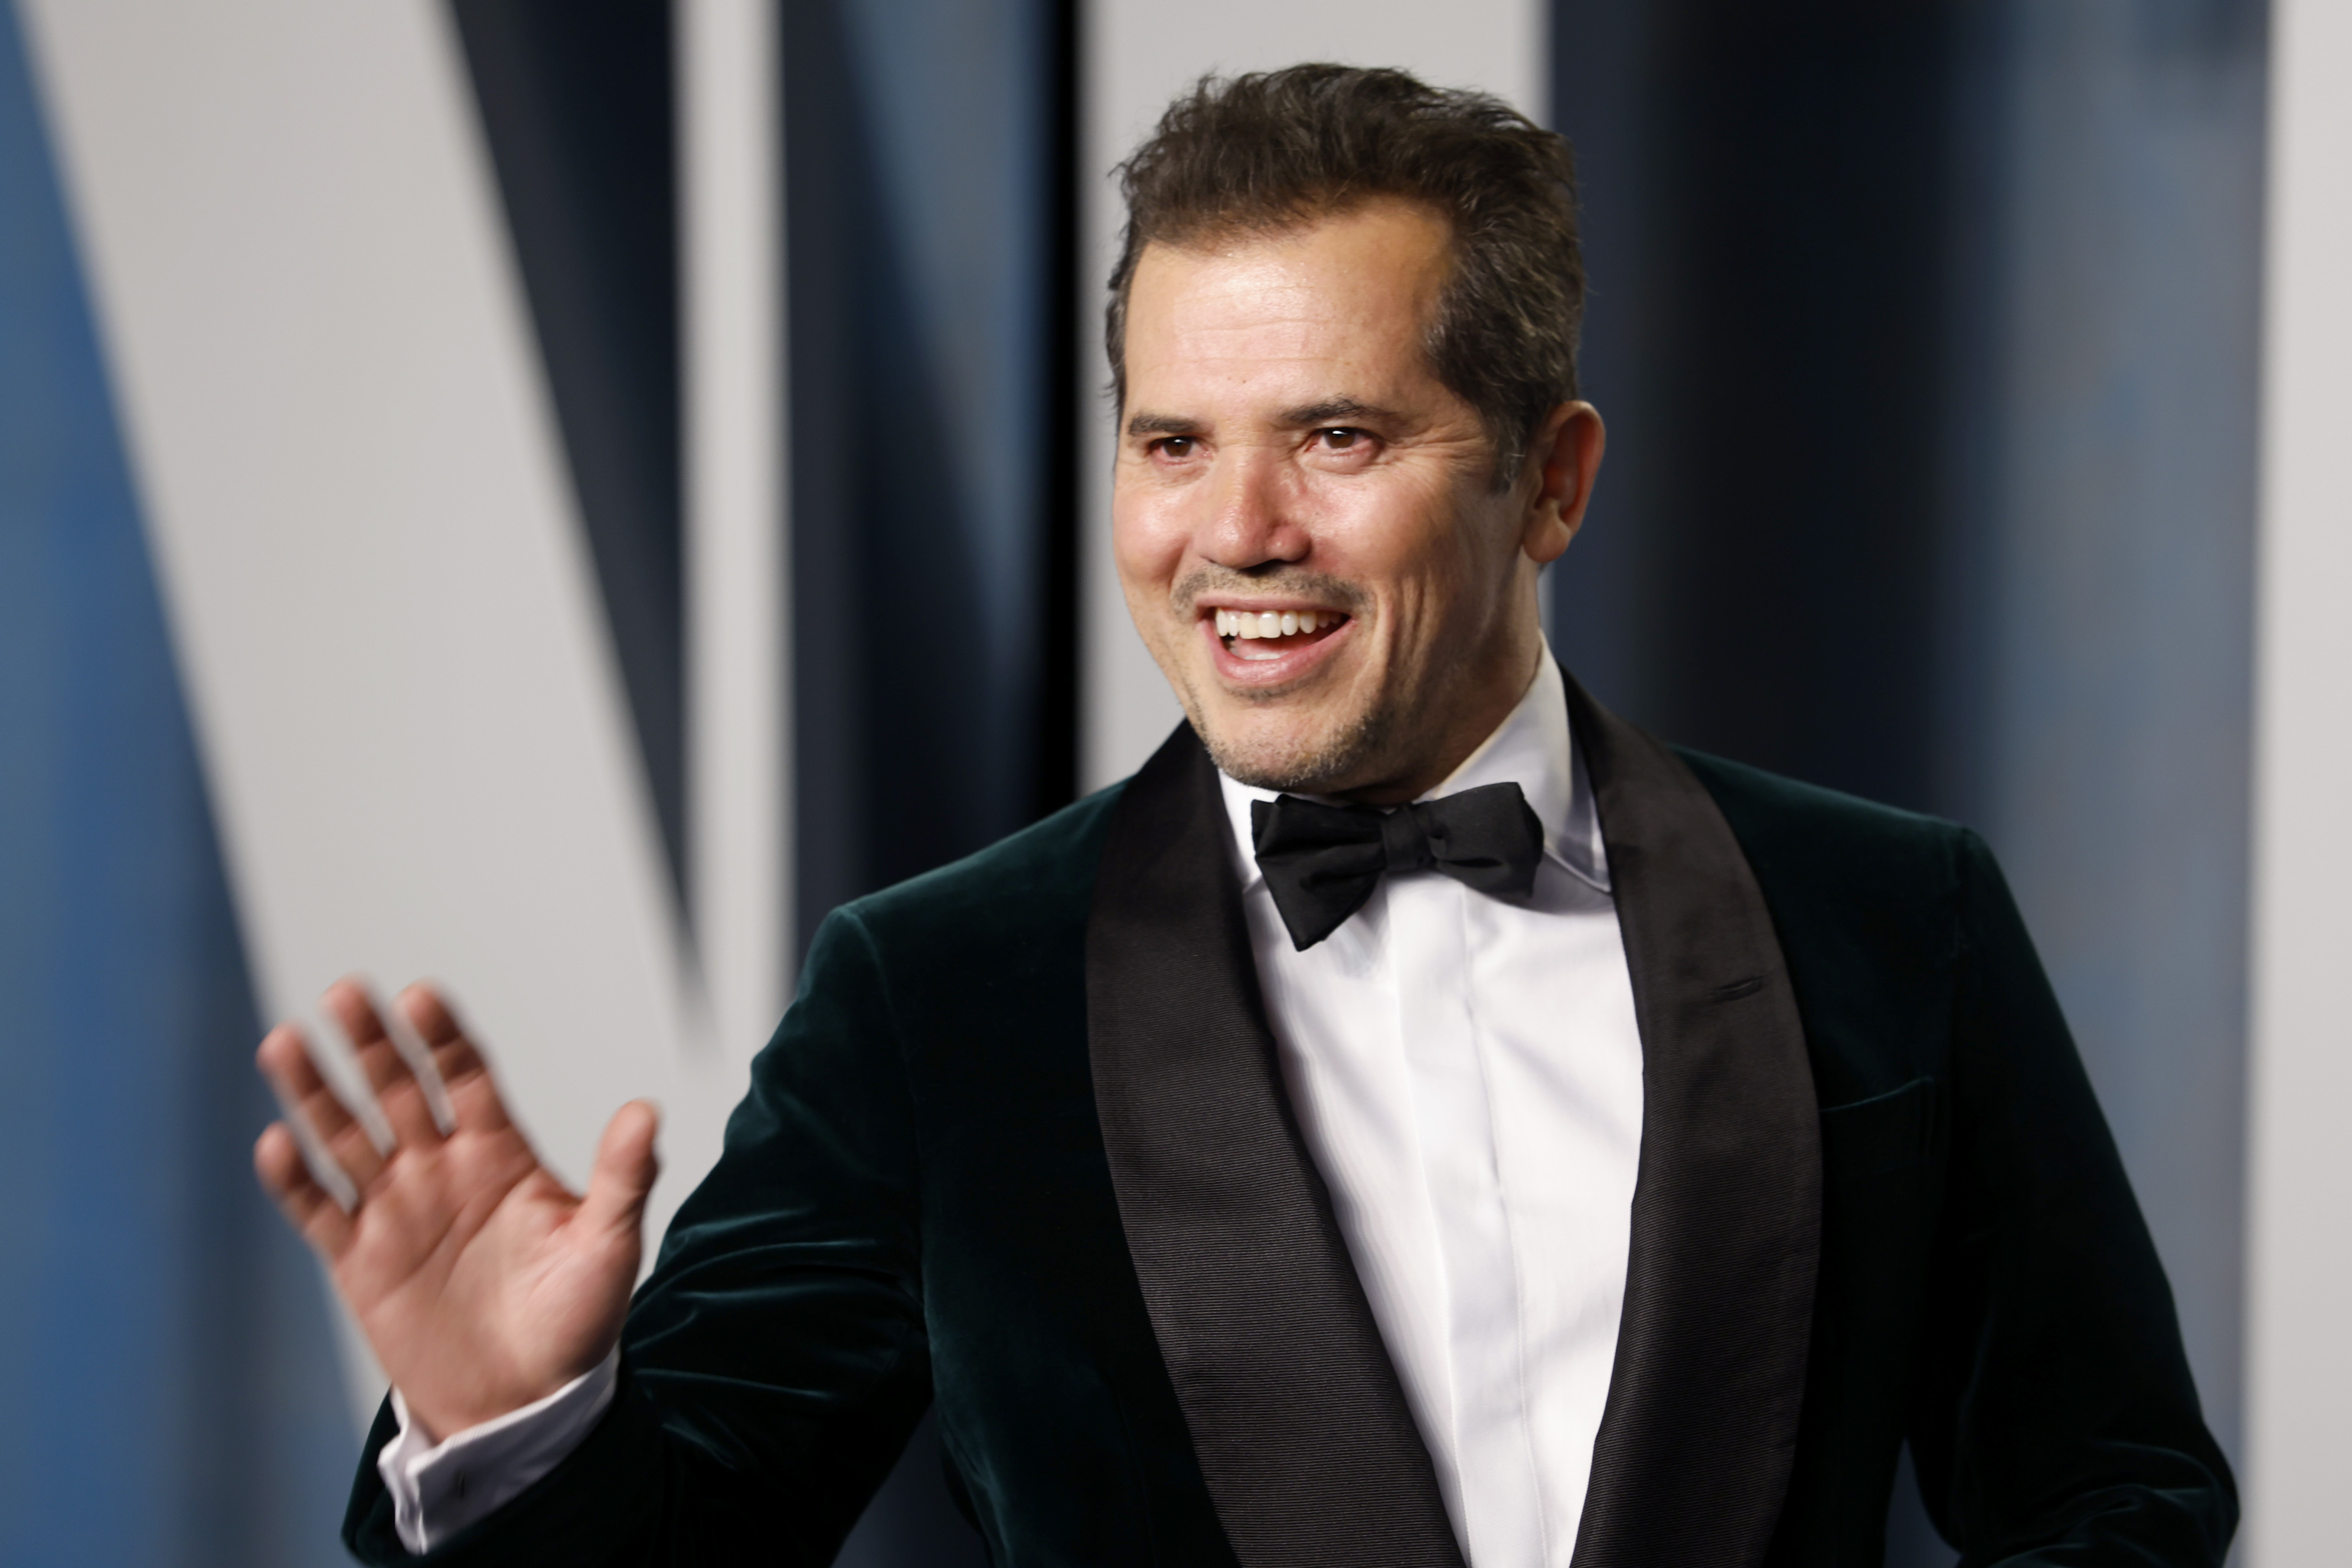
[1108,64,1584,487]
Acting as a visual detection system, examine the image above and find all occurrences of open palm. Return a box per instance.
[254,981,658,1440]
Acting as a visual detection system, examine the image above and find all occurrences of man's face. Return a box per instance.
[1113,199,1595,802]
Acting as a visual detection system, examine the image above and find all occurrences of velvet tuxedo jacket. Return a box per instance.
[346,674,2234,1567]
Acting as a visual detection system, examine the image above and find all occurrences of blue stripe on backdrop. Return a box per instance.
[0,4,354,1563]
[789,0,1070,935]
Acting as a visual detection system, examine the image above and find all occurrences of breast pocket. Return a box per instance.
[1818,1076,1935,1183]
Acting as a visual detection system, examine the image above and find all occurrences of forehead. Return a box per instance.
[1123,201,1455,406]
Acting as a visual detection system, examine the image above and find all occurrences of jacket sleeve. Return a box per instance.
[342,904,934,1566]
[1907,831,2236,1564]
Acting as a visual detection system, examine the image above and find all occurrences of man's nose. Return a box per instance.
[1200,446,1308,570]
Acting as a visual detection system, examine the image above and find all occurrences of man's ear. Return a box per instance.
[1520,401,1606,566]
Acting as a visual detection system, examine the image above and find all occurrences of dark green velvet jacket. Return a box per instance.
[345,676,2234,1567]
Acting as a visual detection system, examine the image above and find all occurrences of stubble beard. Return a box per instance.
[1195,693,1393,795]
[1183,649,1445,796]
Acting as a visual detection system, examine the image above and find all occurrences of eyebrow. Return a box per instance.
[1124,398,1399,440]
[1277,397,1394,427]
[1124,411,1199,439]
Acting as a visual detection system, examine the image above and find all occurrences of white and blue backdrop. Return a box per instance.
[2,1,2346,1564]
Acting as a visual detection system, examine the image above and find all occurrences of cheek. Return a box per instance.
[1110,487,1187,597]
[1304,469,1472,599]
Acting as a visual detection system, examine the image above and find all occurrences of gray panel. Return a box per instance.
[1550,1,2264,1557]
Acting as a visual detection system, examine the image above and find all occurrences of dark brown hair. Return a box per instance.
[1108,64,1584,486]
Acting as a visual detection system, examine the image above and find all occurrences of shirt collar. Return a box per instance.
[1216,651,1612,896]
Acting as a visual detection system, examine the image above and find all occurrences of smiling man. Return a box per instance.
[266,66,2232,1568]
[1113,194,1594,806]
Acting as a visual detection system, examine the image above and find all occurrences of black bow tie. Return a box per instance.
[1249,782,1546,951]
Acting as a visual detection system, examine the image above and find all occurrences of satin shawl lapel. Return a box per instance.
[1565,670,1822,1568]
[1087,725,1465,1568]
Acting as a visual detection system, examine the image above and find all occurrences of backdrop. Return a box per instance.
[0,1,2304,1564]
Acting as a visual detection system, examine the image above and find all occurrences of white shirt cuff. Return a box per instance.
[377,1349,619,1555]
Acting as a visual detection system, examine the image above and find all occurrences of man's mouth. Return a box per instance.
[1208,607,1350,662]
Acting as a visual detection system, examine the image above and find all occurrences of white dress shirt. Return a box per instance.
[378,1348,616,1553]
[1221,652,1643,1567]
[388,652,1645,1564]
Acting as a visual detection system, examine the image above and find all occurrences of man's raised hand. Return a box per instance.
[253,979,658,1441]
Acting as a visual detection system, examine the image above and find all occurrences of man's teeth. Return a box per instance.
[1213,609,1332,640]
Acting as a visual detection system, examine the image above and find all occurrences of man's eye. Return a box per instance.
[1317,428,1365,451]
[1152,436,1196,458]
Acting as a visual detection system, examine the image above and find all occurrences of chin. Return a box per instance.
[1193,704,1387,796]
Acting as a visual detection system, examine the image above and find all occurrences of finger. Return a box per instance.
[254,1121,357,1255]
[255,1023,385,1191]
[324,978,443,1152]
[379,991,458,1135]
[260,1074,363,1216]
[577,1100,661,1249]
[396,982,514,1135]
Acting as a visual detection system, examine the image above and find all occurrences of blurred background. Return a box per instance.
[2,0,2344,1563]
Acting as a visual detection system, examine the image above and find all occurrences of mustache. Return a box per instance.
[1171,567,1369,618]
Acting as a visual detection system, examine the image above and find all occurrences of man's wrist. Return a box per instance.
[379,1348,620,1553]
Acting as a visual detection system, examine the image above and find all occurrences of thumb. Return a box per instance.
[578,1099,661,1245]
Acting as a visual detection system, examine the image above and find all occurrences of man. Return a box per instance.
[257,66,2234,1566]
